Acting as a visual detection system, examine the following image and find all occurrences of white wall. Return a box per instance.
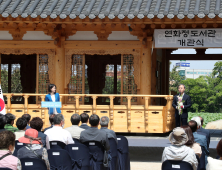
[108,31,138,40]
[0,31,13,40]
[23,31,53,40]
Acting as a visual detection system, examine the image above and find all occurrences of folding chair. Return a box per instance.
[49,141,66,149]
[47,149,73,170]
[84,141,107,170]
[108,138,118,170]
[73,138,81,144]
[116,135,130,170]
[20,158,47,170]
[65,143,90,170]
[162,160,193,170]
[13,140,25,156]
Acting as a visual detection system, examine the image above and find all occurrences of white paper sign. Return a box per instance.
[51,142,57,145]
[154,29,222,48]
[25,162,33,166]
[72,147,79,150]
[89,142,95,145]
[117,138,121,140]
[53,152,60,155]
[17,143,23,145]
[172,165,180,169]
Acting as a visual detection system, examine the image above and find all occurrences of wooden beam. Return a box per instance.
[64,41,142,49]
[169,54,222,60]
[0,41,56,49]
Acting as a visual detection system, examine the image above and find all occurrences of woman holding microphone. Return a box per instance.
[45,84,61,115]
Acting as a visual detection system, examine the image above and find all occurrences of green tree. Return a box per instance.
[169,65,185,93]
[181,77,208,112]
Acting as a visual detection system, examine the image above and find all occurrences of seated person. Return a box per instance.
[198,116,211,148]
[181,125,202,158]
[192,116,210,148]
[30,117,49,148]
[0,131,21,170]
[21,114,31,130]
[162,127,198,170]
[44,114,74,148]
[15,118,27,140]
[79,113,90,129]
[4,113,18,132]
[206,139,222,170]
[0,114,6,132]
[189,120,209,165]
[17,129,50,170]
[80,114,110,151]
[44,114,55,132]
[100,116,117,143]
[65,114,84,139]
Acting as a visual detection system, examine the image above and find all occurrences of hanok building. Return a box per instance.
[0,0,220,133]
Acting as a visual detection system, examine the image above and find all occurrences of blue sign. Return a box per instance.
[41,102,61,108]
[176,63,190,67]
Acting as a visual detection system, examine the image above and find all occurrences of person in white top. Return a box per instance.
[206,139,222,170]
[65,114,84,139]
[14,118,27,140]
[44,114,74,149]
[162,127,198,170]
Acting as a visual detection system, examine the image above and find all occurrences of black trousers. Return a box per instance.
[175,114,188,127]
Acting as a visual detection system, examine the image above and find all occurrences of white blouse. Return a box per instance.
[51,94,58,114]
[207,157,222,170]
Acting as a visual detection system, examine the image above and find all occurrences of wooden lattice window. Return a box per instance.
[68,55,84,102]
[38,54,50,98]
[122,54,137,102]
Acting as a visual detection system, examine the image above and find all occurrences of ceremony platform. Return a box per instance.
[3,93,175,134]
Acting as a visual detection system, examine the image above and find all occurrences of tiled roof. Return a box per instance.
[0,0,221,20]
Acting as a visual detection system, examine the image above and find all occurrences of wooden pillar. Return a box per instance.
[54,37,66,101]
[166,54,170,95]
[161,49,166,105]
[151,49,157,105]
[139,38,152,105]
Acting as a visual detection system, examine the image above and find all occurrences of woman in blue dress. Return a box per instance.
[45,84,61,115]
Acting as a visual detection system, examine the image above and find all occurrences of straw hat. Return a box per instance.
[18,129,42,145]
[169,127,188,146]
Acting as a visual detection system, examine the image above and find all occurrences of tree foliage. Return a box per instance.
[169,65,185,92]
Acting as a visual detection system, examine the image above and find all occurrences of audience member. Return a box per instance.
[0,131,21,170]
[21,114,31,130]
[79,113,90,129]
[30,117,49,148]
[162,127,198,170]
[44,114,55,132]
[80,114,110,151]
[100,116,117,143]
[15,118,27,140]
[189,120,209,165]
[4,113,18,132]
[65,114,84,139]
[181,125,202,158]
[0,114,6,132]
[44,114,74,148]
[17,129,50,170]
[192,116,210,148]
[206,139,222,170]
[198,116,211,147]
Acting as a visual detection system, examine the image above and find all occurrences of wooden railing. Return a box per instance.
[3,93,175,133]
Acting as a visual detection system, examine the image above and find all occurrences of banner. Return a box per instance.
[0,85,6,115]
[154,28,222,48]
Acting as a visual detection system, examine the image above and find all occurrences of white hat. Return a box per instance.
[169,127,188,146]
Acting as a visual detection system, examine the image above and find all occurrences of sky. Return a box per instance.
[170,48,222,71]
